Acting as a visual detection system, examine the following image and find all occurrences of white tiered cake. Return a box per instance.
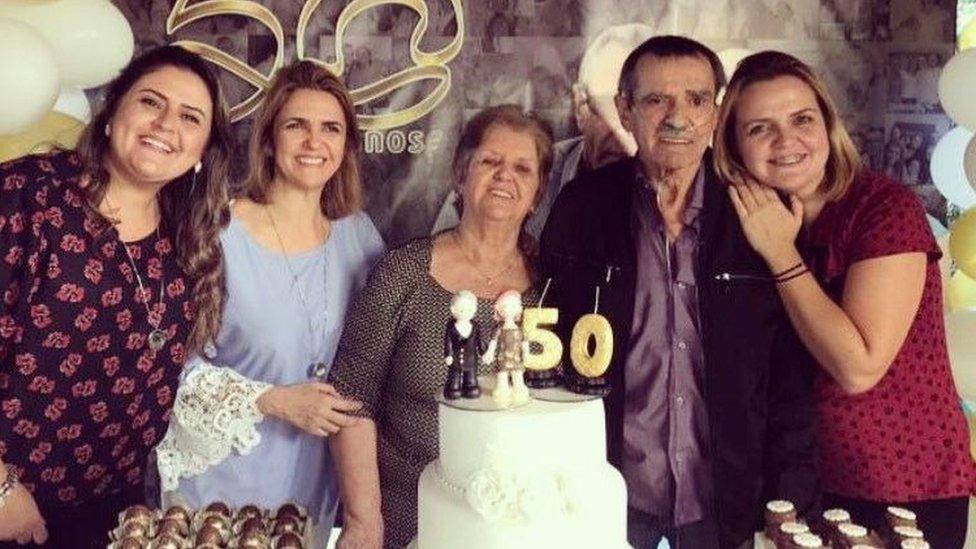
[414,397,629,549]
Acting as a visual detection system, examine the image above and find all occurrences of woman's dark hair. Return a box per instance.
[75,45,232,355]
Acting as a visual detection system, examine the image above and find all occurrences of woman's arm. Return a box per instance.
[767,249,925,394]
[0,458,48,544]
[156,360,361,492]
[330,420,383,549]
[0,159,52,543]
[729,181,928,394]
[326,246,421,547]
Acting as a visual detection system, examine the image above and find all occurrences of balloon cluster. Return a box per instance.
[0,0,133,161]
[936,33,976,421]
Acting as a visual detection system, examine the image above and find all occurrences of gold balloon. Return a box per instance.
[970,411,976,461]
[569,314,613,378]
[960,17,976,51]
[938,233,952,312]
[948,271,976,312]
[0,111,86,163]
[950,208,976,280]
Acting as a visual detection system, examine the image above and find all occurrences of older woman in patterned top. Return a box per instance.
[714,50,974,548]
[328,105,553,548]
[0,46,231,547]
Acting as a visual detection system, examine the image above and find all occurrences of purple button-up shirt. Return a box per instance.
[622,167,712,526]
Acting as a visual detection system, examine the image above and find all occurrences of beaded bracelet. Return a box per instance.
[0,470,20,509]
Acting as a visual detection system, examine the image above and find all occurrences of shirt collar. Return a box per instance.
[633,161,706,228]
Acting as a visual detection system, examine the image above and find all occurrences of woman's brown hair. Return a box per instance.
[451,104,554,278]
[241,60,361,218]
[75,45,232,356]
[713,50,862,201]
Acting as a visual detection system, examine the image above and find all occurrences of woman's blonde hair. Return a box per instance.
[713,50,862,201]
[242,60,361,218]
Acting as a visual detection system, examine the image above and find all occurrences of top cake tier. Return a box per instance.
[437,398,608,486]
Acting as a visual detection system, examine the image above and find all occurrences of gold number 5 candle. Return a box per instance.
[521,307,562,372]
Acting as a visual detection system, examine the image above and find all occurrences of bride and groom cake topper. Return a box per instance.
[442,283,615,409]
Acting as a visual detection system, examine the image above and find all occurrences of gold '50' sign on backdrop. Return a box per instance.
[166,0,465,129]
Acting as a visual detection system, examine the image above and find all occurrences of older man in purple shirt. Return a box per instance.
[624,166,712,534]
[541,36,820,549]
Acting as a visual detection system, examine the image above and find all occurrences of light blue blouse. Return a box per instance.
[176,211,384,527]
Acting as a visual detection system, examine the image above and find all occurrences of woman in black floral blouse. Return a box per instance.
[0,46,232,547]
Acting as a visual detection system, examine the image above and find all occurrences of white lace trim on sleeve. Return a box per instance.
[156,361,272,492]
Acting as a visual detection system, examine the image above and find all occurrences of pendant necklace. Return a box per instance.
[265,204,329,379]
[120,228,168,351]
[452,230,518,288]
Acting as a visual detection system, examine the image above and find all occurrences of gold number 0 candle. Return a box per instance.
[570,314,613,378]
[521,307,562,371]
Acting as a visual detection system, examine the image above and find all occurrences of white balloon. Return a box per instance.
[939,48,976,131]
[0,17,60,136]
[0,0,133,89]
[928,214,949,238]
[946,309,976,401]
[52,87,91,124]
[931,127,976,209]
[966,134,976,195]
[717,48,754,83]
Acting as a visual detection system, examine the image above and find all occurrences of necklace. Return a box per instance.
[264,205,329,379]
[104,194,168,352]
[119,229,168,351]
[451,230,518,288]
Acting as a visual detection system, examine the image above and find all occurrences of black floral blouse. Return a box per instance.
[0,151,191,509]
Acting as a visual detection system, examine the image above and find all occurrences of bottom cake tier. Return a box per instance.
[415,458,629,549]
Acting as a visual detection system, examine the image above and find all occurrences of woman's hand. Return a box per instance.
[257,382,362,437]
[335,515,383,549]
[728,180,804,269]
[0,482,48,544]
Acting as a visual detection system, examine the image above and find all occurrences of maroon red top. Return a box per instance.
[805,170,975,501]
[0,151,191,508]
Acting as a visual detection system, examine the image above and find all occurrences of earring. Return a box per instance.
[104,124,111,137]
[194,162,202,174]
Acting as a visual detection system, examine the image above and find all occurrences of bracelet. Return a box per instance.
[775,268,810,284]
[772,261,804,279]
[0,470,19,509]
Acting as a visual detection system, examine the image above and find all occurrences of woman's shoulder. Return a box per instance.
[844,170,925,219]
[368,236,432,281]
[333,211,384,248]
[1,150,87,219]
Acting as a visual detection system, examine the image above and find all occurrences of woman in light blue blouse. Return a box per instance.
[155,60,384,531]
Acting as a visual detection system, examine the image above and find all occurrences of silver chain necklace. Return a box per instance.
[120,228,168,351]
[264,204,328,379]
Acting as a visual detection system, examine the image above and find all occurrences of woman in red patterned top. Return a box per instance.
[713,51,974,548]
[0,46,232,547]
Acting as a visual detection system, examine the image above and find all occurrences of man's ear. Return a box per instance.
[615,93,633,133]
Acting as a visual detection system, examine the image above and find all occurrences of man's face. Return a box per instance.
[576,94,637,171]
[616,54,718,178]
